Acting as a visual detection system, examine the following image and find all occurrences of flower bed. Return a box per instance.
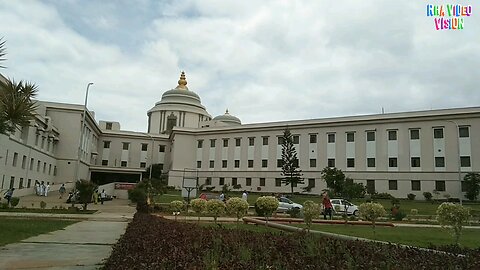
[104,213,479,269]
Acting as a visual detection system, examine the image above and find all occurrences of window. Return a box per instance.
[388,130,397,141]
[9,177,14,189]
[30,158,34,170]
[219,177,225,185]
[37,160,40,172]
[260,178,265,186]
[310,159,316,168]
[13,152,18,167]
[19,178,24,189]
[234,160,240,168]
[43,162,46,173]
[197,140,203,148]
[249,137,255,146]
[103,141,111,148]
[121,161,127,167]
[367,158,375,167]
[328,158,335,167]
[347,158,355,168]
[246,178,252,186]
[222,160,227,168]
[27,179,31,188]
[389,180,398,190]
[248,160,253,168]
[235,138,241,147]
[346,132,355,142]
[210,139,216,148]
[140,162,146,168]
[277,137,284,145]
[232,178,237,186]
[366,131,375,141]
[141,144,148,151]
[411,180,421,191]
[389,158,398,167]
[48,164,52,175]
[277,159,283,168]
[435,180,446,192]
[122,142,129,150]
[308,178,315,188]
[223,139,229,147]
[159,145,165,152]
[435,157,445,167]
[327,133,335,143]
[262,159,268,168]
[459,127,469,138]
[366,180,375,194]
[310,134,317,143]
[293,135,299,144]
[21,155,26,169]
[410,129,420,140]
[275,178,282,187]
[461,156,471,167]
[53,166,57,176]
[197,161,201,168]
[433,128,444,139]
[411,157,421,167]
[106,122,113,130]
[102,160,108,166]
[209,160,214,168]
[262,137,268,145]
[205,177,212,185]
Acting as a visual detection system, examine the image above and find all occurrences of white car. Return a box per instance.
[277,197,303,212]
[330,199,359,216]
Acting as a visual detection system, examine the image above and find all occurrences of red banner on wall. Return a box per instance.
[114,183,136,190]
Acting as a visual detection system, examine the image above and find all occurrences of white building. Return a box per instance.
[1,72,478,199]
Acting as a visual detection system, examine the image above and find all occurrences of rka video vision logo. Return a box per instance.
[426,4,473,30]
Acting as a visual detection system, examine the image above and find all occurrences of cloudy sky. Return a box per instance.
[0,0,478,132]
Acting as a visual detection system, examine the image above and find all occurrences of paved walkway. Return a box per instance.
[0,194,135,270]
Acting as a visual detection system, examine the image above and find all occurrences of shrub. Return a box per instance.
[0,202,8,209]
[255,196,279,223]
[436,202,471,245]
[170,200,185,221]
[40,201,47,209]
[407,193,416,200]
[206,199,225,224]
[371,192,394,200]
[10,197,20,208]
[226,197,249,223]
[190,198,207,222]
[359,202,386,238]
[76,179,97,210]
[464,172,480,201]
[410,209,419,216]
[391,207,406,221]
[423,192,433,201]
[287,207,301,218]
[302,200,320,231]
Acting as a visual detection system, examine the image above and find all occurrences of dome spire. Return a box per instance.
[225,108,229,114]
[175,71,189,90]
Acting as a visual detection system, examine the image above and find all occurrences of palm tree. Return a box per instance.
[0,79,38,134]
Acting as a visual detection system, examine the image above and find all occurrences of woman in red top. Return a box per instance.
[322,193,333,220]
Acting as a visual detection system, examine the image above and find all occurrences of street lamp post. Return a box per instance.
[74,82,94,183]
[446,120,463,205]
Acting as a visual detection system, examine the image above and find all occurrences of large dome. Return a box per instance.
[213,109,241,125]
[154,71,205,109]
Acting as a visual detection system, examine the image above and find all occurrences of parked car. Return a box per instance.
[277,197,303,212]
[329,198,359,216]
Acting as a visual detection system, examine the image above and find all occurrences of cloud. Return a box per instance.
[0,0,478,132]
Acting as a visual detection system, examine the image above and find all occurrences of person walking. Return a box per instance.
[322,192,333,220]
[45,182,50,197]
[100,189,107,205]
[3,188,15,206]
[242,190,248,201]
[59,184,66,199]
[92,190,99,204]
[34,180,40,196]
[219,192,225,202]
[40,181,46,196]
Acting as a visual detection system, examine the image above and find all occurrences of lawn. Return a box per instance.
[0,208,96,214]
[292,223,480,248]
[0,217,78,246]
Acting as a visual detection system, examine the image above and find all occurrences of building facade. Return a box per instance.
[1,72,478,199]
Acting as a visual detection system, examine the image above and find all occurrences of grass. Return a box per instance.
[0,217,78,246]
[292,223,480,248]
[0,208,97,214]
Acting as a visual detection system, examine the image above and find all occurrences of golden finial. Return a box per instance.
[175,71,188,90]
[225,109,229,114]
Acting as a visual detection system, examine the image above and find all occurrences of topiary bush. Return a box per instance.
[407,193,416,200]
[436,202,471,245]
[170,200,185,221]
[10,197,20,208]
[287,207,301,218]
[206,199,225,224]
[302,200,320,231]
[359,202,386,238]
[226,197,249,224]
[255,196,279,223]
[190,198,207,223]
[423,192,433,202]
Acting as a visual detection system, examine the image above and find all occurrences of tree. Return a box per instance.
[437,202,471,245]
[226,197,249,224]
[358,202,386,239]
[343,177,366,200]
[76,180,97,210]
[143,163,164,180]
[302,200,321,231]
[255,196,279,224]
[321,167,345,196]
[464,173,480,201]
[280,127,304,194]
